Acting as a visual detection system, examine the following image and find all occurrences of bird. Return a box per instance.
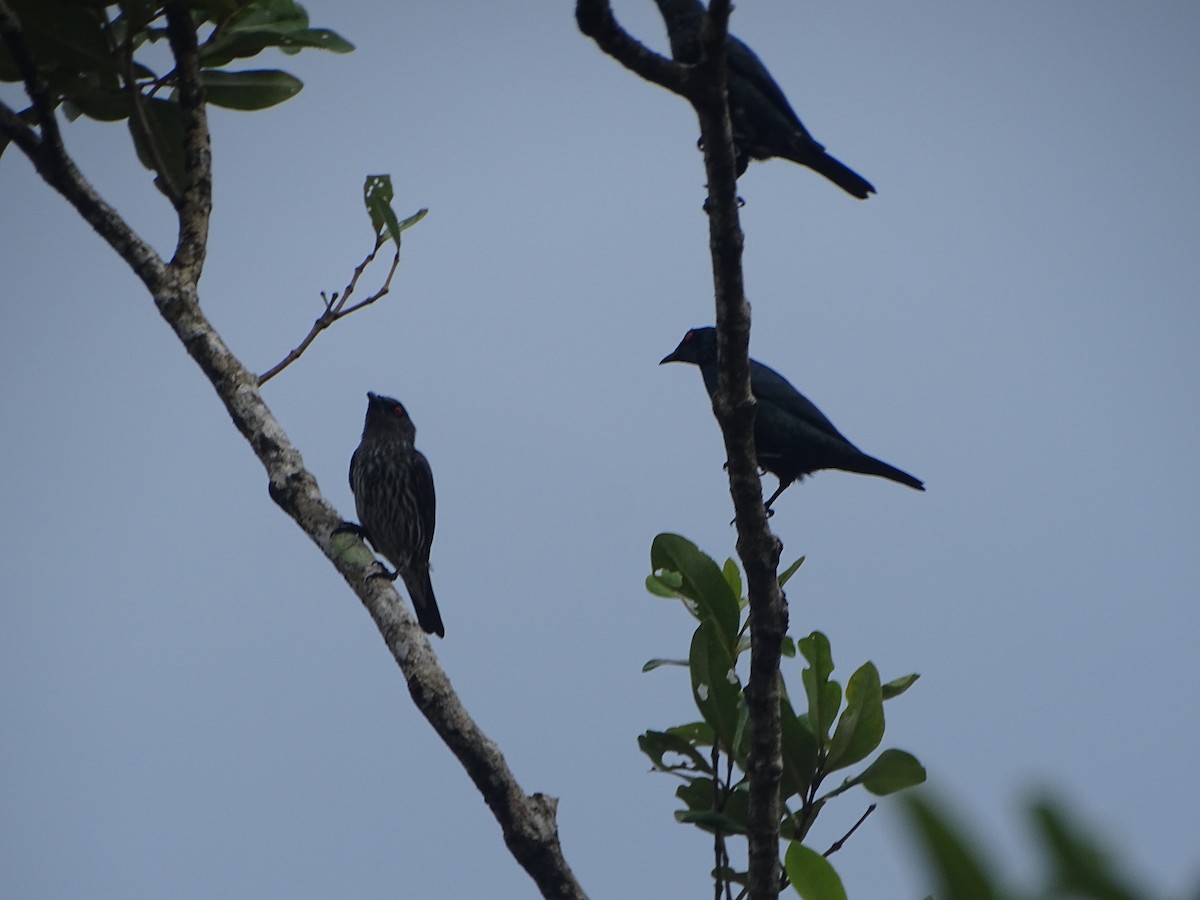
[348,392,444,638]
[654,0,875,199]
[660,327,923,511]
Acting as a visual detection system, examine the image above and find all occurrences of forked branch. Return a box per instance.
[258,235,402,386]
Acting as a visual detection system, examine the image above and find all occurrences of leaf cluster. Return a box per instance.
[642,533,926,897]
[0,0,352,185]
[905,793,1178,900]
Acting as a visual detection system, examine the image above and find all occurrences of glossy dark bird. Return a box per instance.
[660,327,923,510]
[349,392,444,637]
[654,0,875,199]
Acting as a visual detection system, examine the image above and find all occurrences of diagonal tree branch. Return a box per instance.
[3,6,586,897]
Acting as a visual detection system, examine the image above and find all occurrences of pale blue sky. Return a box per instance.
[3,2,1199,897]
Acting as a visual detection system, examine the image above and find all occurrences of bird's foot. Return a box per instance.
[368,563,400,582]
[729,506,776,526]
[702,194,746,214]
[333,521,368,539]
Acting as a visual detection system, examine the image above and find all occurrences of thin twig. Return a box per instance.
[257,235,401,385]
[575,0,690,95]
[824,804,876,857]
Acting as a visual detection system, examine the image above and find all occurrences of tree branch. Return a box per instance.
[258,235,402,386]
[164,4,211,280]
[823,804,876,857]
[687,5,786,899]
[5,7,586,897]
[575,0,690,96]
[579,1,787,895]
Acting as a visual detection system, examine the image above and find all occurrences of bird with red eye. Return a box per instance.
[343,391,444,637]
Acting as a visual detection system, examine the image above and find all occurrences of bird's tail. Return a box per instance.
[801,150,876,200]
[849,454,925,491]
[404,567,445,638]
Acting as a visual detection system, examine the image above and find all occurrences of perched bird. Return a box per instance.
[654,0,875,199]
[349,392,444,638]
[660,327,923,510]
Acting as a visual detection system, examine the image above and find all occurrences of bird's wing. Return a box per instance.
[726,35,813,140]
[411,451,436,551]
[348,446,360,491]
[750,360,855,445]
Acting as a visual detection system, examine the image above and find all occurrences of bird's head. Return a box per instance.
[363,391,417,443]
[660,327,718,367]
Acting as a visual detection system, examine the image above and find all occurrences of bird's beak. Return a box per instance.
[659,351,679,365]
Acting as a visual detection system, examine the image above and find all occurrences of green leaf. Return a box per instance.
[197,0,350,63]
[675,808,746,834]
[784,842,847,900]
[637,730,713,774]
[779,690,819,802]
[853,749,926,795]
[882,672,920,700]
[826,662,884,772]
[641,657,687,672]
[798,632,841,741]
[1029,797,1142,900]
[902,794,1004,900]
[674,782,749,835]
[128,96,186,190]
[731,695,751,767]
[2,0,115,79]
[721,557,743,602]
[667,721,714,746]
[689,621,742,754]
[221,0,310,32]
[198,68,302,110]
[63,86,131,122]
[674,777,714,813]
[778,555,805,587]
[734,633,750,658]
[798,632,833,680]
[645,569,684,598]
[363,173,401,245]
[781,635,796,658]
[393,207,428,233]
[201,26,353,66]
[651,534,740,651]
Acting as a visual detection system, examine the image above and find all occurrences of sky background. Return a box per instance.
[3,1,1199,897]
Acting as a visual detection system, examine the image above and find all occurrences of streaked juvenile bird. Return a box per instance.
[349,392,444,638]
[660,327,923,511]
[655,0,875,198]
